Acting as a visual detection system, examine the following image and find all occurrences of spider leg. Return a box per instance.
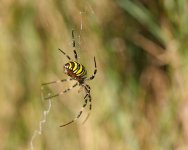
[43,82,78,100]
[41,78,73,86]
[82,94,91,124]
[59,88,89,127]
[58,48,73,60]
[82,84,92,124]
[86,57,97,81]
[72,30,78,61]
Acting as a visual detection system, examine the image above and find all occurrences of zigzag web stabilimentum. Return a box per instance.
[29,88,52,150]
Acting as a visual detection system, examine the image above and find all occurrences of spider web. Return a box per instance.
[29,4,95,150]
[76,5,95,60]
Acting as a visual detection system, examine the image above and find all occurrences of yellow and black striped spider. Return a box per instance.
[42,30,97,127]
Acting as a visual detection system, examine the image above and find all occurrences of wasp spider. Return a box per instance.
[42,30,97,127]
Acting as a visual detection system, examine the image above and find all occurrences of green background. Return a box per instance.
[1,0,188,150]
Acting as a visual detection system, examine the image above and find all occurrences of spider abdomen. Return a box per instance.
[64,61,87,82]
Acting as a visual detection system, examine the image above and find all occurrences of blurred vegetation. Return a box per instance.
[1,0,188,150]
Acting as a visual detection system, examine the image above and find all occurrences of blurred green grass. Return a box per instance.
[1,0,188,150]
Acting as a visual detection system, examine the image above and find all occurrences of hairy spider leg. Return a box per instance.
[72,30,78,61]
[59,84,91,127]
[82,84,92,124]
[41,78,73,86]
[86,57,97,81]
[44,82,78,100]
[58,48,73,60]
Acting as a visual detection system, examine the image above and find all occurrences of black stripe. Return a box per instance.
[74,62,80,73]
[70,62,75,70]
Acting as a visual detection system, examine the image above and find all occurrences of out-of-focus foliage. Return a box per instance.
[1,0,188,150]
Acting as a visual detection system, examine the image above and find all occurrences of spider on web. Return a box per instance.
[41,30,97,127]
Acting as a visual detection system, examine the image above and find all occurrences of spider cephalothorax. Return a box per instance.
[42,30,97,127]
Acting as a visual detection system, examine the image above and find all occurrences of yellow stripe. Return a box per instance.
[77,68,87,77]
[73,61,78,71]
[68,62,72,69]
[76,64,83,75]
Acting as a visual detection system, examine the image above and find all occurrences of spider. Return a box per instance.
[42,30,97,127]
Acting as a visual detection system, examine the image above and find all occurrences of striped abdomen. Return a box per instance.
[64,61,87,83]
